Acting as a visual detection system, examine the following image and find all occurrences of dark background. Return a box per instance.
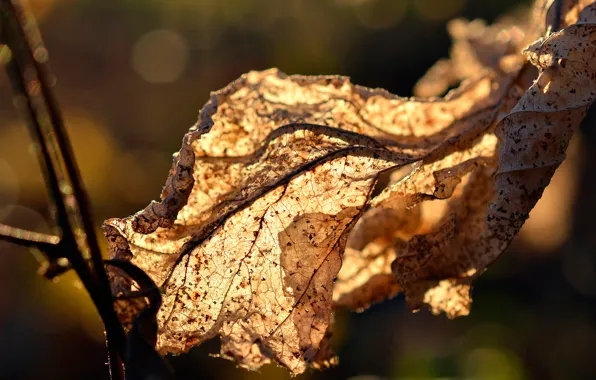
[1,0,596,379]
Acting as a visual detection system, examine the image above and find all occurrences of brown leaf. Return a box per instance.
[105,68,515,373]
[104,0,596,374]
[333,206,413,311]
[392,1,596,317]
[105,67,512,373]
[414,18,525,97]
[546,0,595,29]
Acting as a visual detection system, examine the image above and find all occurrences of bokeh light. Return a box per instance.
[461,347,524,380]
[0,111,117,203]
[131,29,189,84]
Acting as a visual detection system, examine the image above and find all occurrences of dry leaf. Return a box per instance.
[105,69,507,374]
[414,17,525,97]
[105,0,596,374]
[333,206,414,310]
[392,0,596,317]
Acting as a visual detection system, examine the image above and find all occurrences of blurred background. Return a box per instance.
[1,0,595,379]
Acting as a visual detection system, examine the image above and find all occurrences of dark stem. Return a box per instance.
[0,1,126,378]
[0,224,60,248]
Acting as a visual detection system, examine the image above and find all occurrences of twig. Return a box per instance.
[0,223,60,247]
[0,1,126,378]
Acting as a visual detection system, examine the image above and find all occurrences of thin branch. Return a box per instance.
[0,1,127,378]
[10,0,107,279]
[0,223,60,248]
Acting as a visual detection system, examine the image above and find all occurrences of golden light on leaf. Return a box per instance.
[103,0,596,375]
[414,18,525,98]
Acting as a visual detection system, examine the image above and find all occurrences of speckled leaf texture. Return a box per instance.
[105,0,596,375]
